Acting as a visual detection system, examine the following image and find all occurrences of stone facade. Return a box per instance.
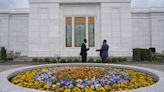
[132,8,164,53]
[0,0,164,57]
[28,0,132,57]
[0,9,29,56]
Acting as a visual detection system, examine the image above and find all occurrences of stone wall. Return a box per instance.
[0,1,164,57]
[29,0,132,57]
[132,8,164,53]
[29,1,59,57]
[0,10,9,49]
[0,9,29,56]
[101,2,132,56]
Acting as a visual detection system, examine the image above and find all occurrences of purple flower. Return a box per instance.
[64,80,70,86]
[46,79,52,86]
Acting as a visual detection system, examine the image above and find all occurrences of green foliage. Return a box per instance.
[153,53,164,62]
[133,48,153,61]
[51,58,57,63]
[32,58,58,63]
[30,57,128,64]
[7,51,14,60]
[122,58,127,62]
[0,47,7,61]
[107,58,113,63]
[38,58,44,62]
[88,58,94,63]
[95,59,101,63]
[107,57,127,63]
[73,58,80,63]
[44,58,50,63]
[60,59,66,63]
[67,59,73,63]
[32,58,38,62]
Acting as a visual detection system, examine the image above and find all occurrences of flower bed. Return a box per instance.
[10,66,157,92]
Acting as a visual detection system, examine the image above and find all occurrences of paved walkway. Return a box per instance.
[0,63,164,72]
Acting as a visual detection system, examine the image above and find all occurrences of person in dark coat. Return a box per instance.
[80,39,89,62]
[96,40,109,63]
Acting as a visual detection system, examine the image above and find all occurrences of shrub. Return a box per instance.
[107,57,127,63]
[113,57,119,63]
[51,58,57,63]
[0,47,7,61]
[44,58,50,63]
[0,48,1,60]
[133,48,153,61]
[133,49,141,61]
[118,57,123,62]
[88,58,94,63]
[117,57,127,62]
[108,57,118,63]
[60,59,66,63]
[7,51,14,60]
[95,59,101,63]
[73,58,80,63]
[32,58,38,62]
[67,59,73,63]
[153,53,164,62]
[38,58,44,62]
[107,58,113,63]
[122,57,127,62]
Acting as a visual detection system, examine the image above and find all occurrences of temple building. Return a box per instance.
[0,0,164,57]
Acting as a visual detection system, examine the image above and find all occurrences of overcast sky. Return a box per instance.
[0,0,164,9]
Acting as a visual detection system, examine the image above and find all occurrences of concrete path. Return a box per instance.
[0,63,164,72]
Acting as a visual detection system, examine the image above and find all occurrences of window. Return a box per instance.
[66,17,72,47]
[74,17,86,47]
[88,17,95,47]
[65,16,95,47]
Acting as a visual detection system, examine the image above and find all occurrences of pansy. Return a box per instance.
[10,66,157,92]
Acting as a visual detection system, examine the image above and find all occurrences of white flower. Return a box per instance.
[94,83,101,88]
[76,79,83,84]
[68,84,73,88]
[56,82,61,86]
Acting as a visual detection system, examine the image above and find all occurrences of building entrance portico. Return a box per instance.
[59,4,101,56]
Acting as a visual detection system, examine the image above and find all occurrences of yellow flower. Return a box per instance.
[118,88,123,91]
[104,85,109,90]
[52,84,57,89]
[43,84,50,89]
[64,88,71,92]
[10,66,157,92]
[72,87,81,92]
[55,87,64,92]
[85,88,93,92]
[96,87,107,92]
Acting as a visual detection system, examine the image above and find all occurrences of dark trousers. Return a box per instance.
[101,57,107,63]
[82,55,87,62]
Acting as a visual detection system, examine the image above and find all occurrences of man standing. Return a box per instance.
[96,40,109,63]
[80,39,89,62]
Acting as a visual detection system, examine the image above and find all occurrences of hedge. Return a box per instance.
[0,47,7,61]
[107,57,127,63]
[133,48,153,61]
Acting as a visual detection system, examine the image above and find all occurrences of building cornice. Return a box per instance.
[0,9,29,14]
[29,0,131,4]
[131,8,164,14]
